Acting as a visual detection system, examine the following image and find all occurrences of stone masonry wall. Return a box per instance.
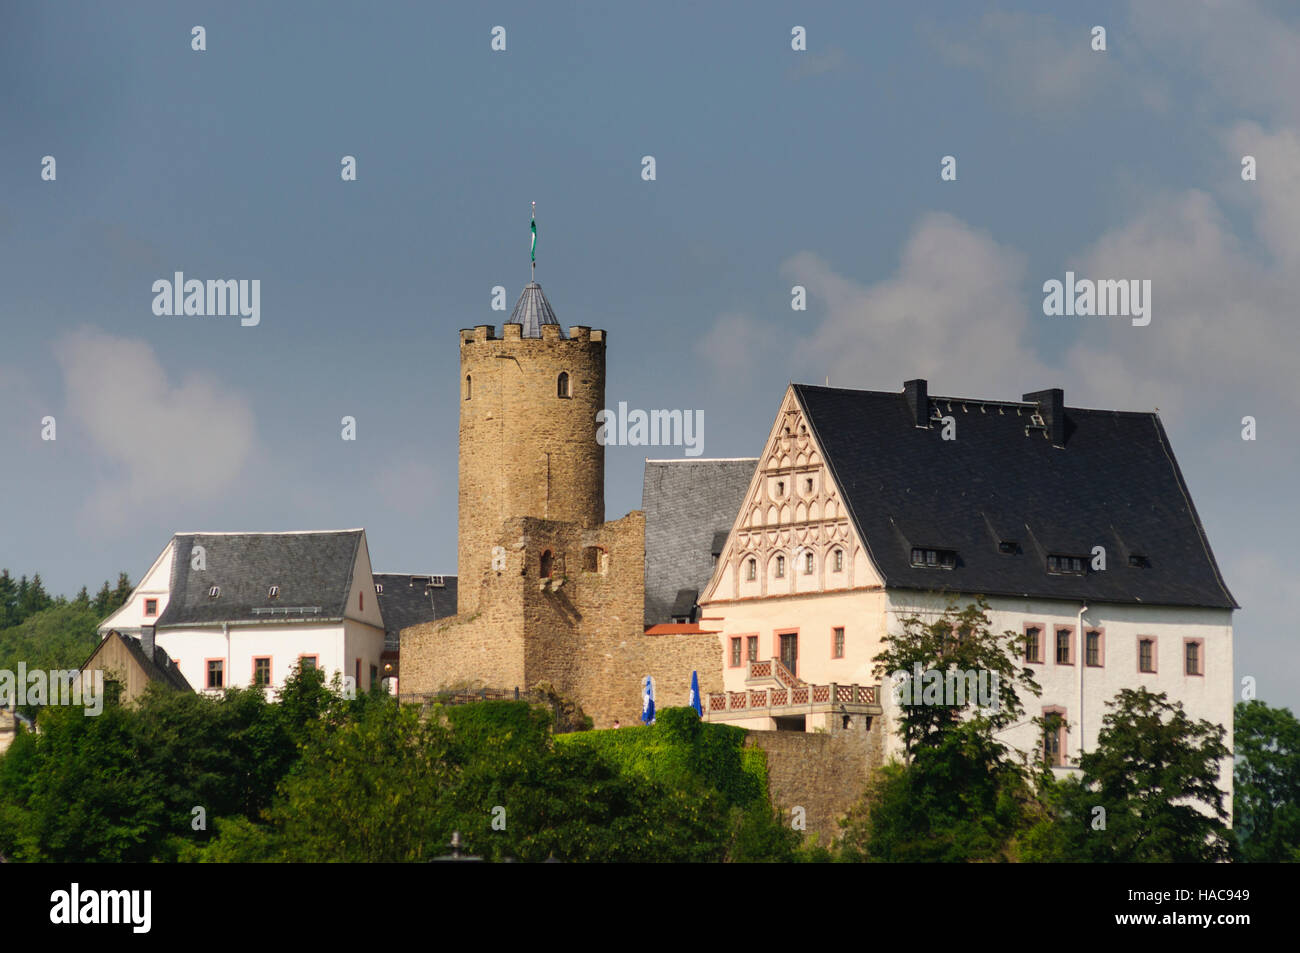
[745,719,884,844]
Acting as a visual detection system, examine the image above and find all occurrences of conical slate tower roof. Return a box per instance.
[509,281,565,338]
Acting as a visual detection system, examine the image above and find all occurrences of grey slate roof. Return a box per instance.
[372,573,458,651]
[643,459,759,625]
[794,383,1237,609]
[509,281,564,338]
[155,531,364,627]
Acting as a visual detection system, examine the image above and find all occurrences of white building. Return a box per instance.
[98,530,387,697]
[699,380,1236,799]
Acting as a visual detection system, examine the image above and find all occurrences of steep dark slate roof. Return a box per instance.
[793,384,1236,609]
[509,281,564,338]
[156,531,364,627]
[643,459,759,625]
[372,573,458,651]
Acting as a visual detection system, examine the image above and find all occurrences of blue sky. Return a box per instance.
[2,1,1297,709]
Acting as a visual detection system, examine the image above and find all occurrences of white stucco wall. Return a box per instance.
[96,541,175,638]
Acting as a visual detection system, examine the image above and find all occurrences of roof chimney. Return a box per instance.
[904,379,929,428]
[141,624,156,660]
[1023,388,1065,447]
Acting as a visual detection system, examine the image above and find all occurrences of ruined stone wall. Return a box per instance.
[745,720,884,844]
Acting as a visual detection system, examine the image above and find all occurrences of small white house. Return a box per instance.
[99,529,386,698]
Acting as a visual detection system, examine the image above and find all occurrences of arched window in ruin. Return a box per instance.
[540,549,554,578]
[557,372,570,398]
[582,546,605,573]
[464,374,472,400]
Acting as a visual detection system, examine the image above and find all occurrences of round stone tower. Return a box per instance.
[457,281,606,613]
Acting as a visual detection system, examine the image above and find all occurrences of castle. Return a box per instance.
[398,281,724,727]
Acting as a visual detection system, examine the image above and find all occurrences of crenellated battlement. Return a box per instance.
[460,325,606,347]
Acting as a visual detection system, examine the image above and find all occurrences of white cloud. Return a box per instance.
[53,327,257,526]
[779,213,1050,400]
[371,459,439,510]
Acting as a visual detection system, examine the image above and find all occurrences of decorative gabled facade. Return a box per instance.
[700,379,1237,800]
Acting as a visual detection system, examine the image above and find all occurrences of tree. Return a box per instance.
[109,572,133,614]
[20,573,52,618]
[92,581,113,618]
[0,571,18,629]
[1234,699,1300,862]
[838,599,1045,861]
[1028,688,1233,862]
[73,586,90,609]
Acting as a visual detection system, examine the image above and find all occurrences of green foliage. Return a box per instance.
[1019,688,1233,862]
[1233,699,1300,862]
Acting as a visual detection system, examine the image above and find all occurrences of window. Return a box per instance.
[253,657,271,687]
[775,555,785,578]
[730,637,742,667]
[208,586,220,598]
[582,547,603,573]
[1056,628,1073,664]
[911,548,956,569]
[1086,630,1103,667]
[998,540,1017,555]
[833,627,845,659]
[299,655,318,672]
[557,372,570,398]
[355,659,362,688]
[1129,554,1149,568]
[776,481,785,496]
[1138,638,1156,673]
[805,478,813,493]
[268,585,279,598]
[746,636,758,663]
[464,374,472,400]
[206,659,224,689]
[540,550,554,578]
[370,664,379,686]
[804,552,814,574]
[374,583,383,594]
[747,558,757,581]
[1025,626,1042,663]
[1042,709,1067,767]
[1047,555,1085,574]
[144,598,157,616]
[359,591,363,611]
[1185,640,1202,676]
[833,549,843,573]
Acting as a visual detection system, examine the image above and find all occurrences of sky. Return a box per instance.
[2,1,1297,710]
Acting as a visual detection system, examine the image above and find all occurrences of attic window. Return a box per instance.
[268,585,280,598]
[1047,555,1085,575]
[998,540,1017,555]
[374,583,384,594]
[208,586,220,598]
[1128,554,1149,568]
[911,548,956,569]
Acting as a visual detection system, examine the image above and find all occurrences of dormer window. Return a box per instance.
[998,540,1017,555]
[374,583,384,594]
[1128,554,1149,568]
[208,586,220,598]
[1047,555,1085,575]
[911,548,956,569]
[268,585,280,598]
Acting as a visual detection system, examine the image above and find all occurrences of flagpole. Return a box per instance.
[531,201,536,283]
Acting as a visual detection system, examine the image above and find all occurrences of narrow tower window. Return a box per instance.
[557,372,570,398]
[464,374,472,400]
[540,550,554,578]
